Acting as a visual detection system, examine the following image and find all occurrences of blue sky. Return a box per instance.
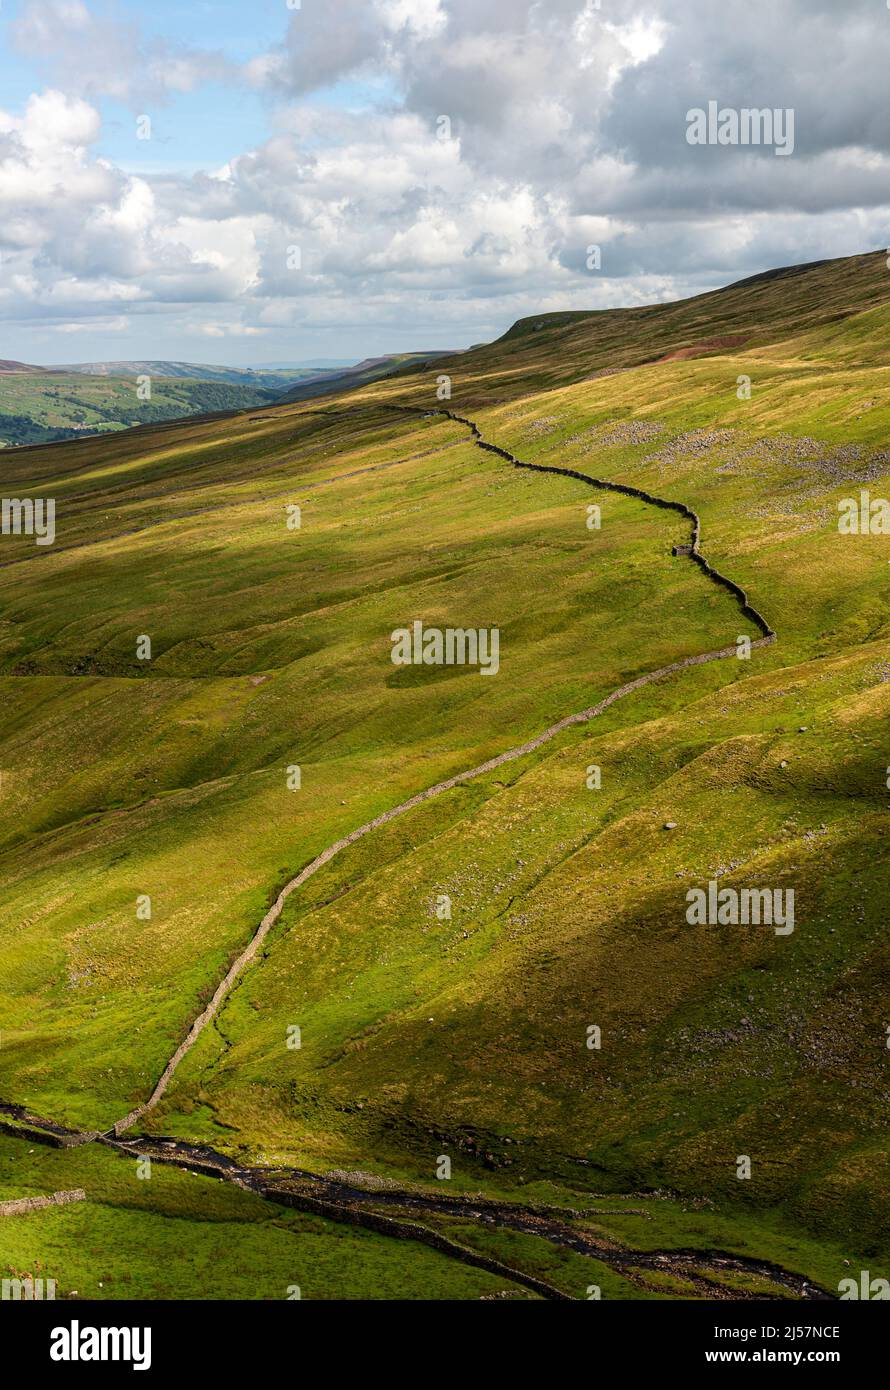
[1,0,888,366]
[1,0,337,172]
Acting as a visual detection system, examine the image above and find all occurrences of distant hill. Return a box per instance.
[0,369,279,447]
[276,350,457,403]
[0,359,49,374]
[249,359,357,370]
[0,354,458,444]
[49,360,319,391]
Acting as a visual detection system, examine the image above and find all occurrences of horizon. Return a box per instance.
[10,246,887,371]
[8,354,363,369]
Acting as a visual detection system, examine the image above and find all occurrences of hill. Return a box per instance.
[0,369,280,447]
[53,360,322,390]
[276,350,457,402]
[1,250,888,1301]
[0,356,460,446]
[388,249,890,407]
[0,359,48,374]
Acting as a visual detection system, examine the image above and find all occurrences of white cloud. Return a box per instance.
[195,321,266,338]
[56,314,129,333]
[11,0,230,107]
[2,0,890,358]
[378,0,448,40]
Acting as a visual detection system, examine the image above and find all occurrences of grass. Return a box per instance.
[0,409,745,1129]
[0,1132,519,1300]
[1,249,889,1297]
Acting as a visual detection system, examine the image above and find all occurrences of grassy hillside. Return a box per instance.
[1,251,889,1299]
[386,249,890,405]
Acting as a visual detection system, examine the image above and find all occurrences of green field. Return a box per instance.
[1,251,888,1299]
[0,370,278,447]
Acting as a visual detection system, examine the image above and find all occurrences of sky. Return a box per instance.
[1,0,889,366]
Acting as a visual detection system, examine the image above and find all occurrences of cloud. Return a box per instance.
[0,89,257,329]
[245,0,388,96]
[55,314,129,333]
[11,0,230,107]
[2,0,890,357]
[195,321,266,338]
